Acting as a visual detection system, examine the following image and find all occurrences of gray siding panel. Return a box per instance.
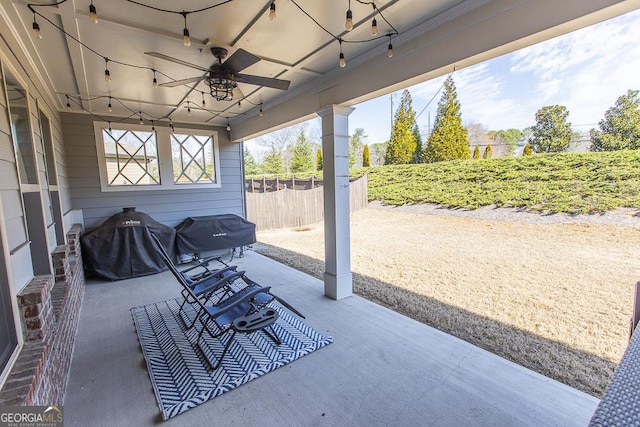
[62,113,245,229]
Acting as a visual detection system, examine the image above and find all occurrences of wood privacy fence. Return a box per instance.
[245,175,368,231]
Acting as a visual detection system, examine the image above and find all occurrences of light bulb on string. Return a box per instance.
[371,17,378,36]
[387,36,394,58]
[259,104,264,117]
[139,112,144,125]
[237,101,242,110]
[187,102,191,116]
[345,9,353,31]
[338,39,346,68]
[32,15,42,40]
[152,70,158,88]
[107,96,112,112]
[226,120,231,131]
[151,121,155,132]
[104,58,111,82]
[169,118,174,132]
[181,12,191,46]
[201,92,206,108]
[269,1,276,20]
[65,95,71,111]
[108,121,112,133]
[89,1,98,24]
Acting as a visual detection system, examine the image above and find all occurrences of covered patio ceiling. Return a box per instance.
[3,0,639,138]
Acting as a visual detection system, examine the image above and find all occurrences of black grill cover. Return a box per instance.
[81,208,176,280]
[175,214,256,255]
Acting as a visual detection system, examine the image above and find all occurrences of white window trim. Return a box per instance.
[93,122,222,192]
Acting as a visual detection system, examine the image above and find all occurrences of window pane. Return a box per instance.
[101,128,159,186]
[4,68,37,185]
[171,133,216,184]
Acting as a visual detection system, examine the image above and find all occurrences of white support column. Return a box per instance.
[318,105,354,300]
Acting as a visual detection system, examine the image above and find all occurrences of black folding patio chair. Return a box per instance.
[150,232,303,369]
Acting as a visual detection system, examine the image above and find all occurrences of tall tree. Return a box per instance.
[261,150,285,175]
[243,148,261,176]
[316,148,323,171]
[472,146,480,159]
[529,105,578,153]
[412,124,423,163]
[385,90,417,164]
[289,128,315,173]
[362,144,370,167]
[349,128,367,167]
[590,89,640,151]
[423,76,469,162]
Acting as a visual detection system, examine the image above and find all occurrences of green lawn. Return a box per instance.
[354,150,640,214]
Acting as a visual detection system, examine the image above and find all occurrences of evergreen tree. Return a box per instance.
[385,89,417,164]
[316,148,323,171]
[289,129,315,173]
[412,124,423,163]
[590,89,640,151]
[472,146,480,159]
[423,76,469,162]
[363,144,370,167]
[529,105,579,153]
[243,148,261,176]
[349,128,367,167]
[522,143,532,156]
[262,150,285,175]
[483,144,492,159]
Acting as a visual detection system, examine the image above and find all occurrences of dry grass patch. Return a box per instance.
[254,207,640,397]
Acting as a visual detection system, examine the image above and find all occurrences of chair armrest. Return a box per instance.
[191,270,247,296]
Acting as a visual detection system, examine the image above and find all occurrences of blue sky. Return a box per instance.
[349,8,640,145]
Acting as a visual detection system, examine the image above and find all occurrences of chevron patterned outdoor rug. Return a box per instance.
[131,298,333,420]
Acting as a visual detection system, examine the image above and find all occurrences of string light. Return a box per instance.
[201,92,206,108]
[152,69,158,88]
[387,35,394,58]
[65,95,71,111]
[226,119,231,131]
[151,120,155,131]
[104,58,111,82]
[89,1,98,24]
[181,12,191,46]
[186,101,191,116]
[107,96,112,112]
[169,118,174,132]
[237,101,242,110]
[108,121,112,132]
[269,1,276,21]
[32,14,42,39]
[339,39,346,68]
[139,112,144,125]
[259,104,264,117]
[345,0,353,31]
[371,8,378,36]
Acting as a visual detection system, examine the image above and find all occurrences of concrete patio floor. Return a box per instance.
[64,251,599,426]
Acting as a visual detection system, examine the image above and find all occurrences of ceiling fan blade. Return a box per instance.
[144,52,209,72]
[159,76,205,88]
[236,74,291,91]
[222,48,260,74]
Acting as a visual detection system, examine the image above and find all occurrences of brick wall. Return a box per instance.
[0,224,85,406]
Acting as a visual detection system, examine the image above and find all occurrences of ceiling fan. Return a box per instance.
[145,47,290,101]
